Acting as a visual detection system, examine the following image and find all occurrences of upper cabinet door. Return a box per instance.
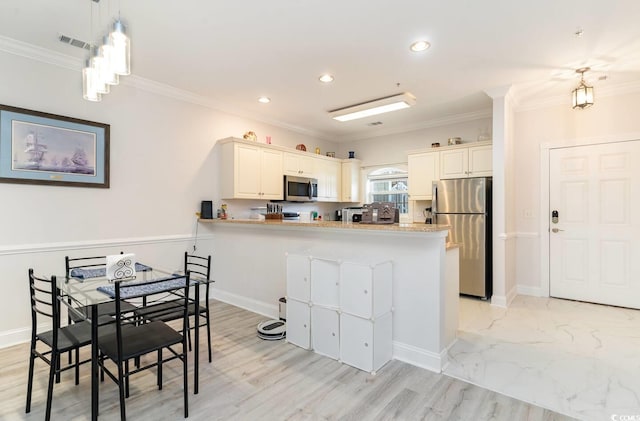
[440,148,469,179]
[260,149,284,199]
[283,152,315,176]
[408,151,439,200]
[234,143,262,198]
[468,145,492,177]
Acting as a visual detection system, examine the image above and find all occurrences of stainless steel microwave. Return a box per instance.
[284,175,318,202]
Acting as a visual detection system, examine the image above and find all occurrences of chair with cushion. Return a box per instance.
[26,269,93,421]
[134,252,213,362]
[98,273,191,421]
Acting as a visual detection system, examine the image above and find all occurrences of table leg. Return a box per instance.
[194,284,199,394]
[91,304,99,421]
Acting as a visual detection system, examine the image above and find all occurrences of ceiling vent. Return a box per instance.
[368,121,384,126]
[58,34,91,50]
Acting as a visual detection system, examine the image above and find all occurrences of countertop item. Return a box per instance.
[295,144,307,151]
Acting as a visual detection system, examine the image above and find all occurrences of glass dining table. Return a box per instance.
[56,266,209,421]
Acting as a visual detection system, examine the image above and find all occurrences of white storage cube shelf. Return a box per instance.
[340,312,392,374]
[286,254,311,301]
[310,258,340,308]
[286,297,311,349]
[286,254,393,374]
[340,261,392,319]
[311,306,340,360]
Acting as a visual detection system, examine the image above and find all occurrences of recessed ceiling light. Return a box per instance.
[319,74,334,83]
[410,40,431,52]
[258,97,271,104]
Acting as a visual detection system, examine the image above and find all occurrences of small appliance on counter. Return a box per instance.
[360,202,399,224]
[342,207,363,223]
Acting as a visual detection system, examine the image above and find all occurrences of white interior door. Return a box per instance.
[549,141,640,309]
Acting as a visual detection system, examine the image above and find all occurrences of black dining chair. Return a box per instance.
[134,252,213,362]
[26,269,93,421]
[98,273,191,421]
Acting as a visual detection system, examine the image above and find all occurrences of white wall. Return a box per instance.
[336,118,493,166]
[513,90,640,295]
[0,49,331,347]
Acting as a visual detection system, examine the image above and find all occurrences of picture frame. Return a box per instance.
[0,104,109,188]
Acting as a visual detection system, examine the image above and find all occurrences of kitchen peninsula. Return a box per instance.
[200,219,459,373]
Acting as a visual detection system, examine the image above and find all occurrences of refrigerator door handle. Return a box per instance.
[432,182,438,214]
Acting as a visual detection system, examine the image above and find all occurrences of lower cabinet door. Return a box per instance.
[340,312,392,373]
[311,306,340,360]
[286,298,311,349]
[340,313,374,372]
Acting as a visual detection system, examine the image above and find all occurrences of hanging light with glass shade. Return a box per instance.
[572,67,594,109]
[82,0,131,101]
[109,19,130,76]
[99,34,120,86]
[82,59,101,102]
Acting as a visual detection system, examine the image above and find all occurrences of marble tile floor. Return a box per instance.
[444,295,640,421]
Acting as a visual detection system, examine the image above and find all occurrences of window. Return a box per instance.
[366,167,408,214]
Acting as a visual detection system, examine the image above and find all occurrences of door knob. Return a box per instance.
[551,228,564,233]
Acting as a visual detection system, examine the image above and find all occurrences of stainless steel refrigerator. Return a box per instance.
[432,177,492,299]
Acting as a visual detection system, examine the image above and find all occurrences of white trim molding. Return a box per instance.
[0,233,213,256]
[392,341,450,374]
[209,288,278,320]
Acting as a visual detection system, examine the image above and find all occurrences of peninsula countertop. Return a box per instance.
[199,218,450,233]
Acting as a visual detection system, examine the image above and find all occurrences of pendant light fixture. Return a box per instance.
[110,20,131,76]
[82,0,130,101]
[572,67,594,109]
[82,59,101,102]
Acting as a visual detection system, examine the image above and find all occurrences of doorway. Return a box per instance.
[548,140,640,309]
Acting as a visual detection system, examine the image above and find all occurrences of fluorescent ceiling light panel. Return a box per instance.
[329,93,416,122]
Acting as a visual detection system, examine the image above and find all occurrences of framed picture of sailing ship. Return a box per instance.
[0,104,109,188]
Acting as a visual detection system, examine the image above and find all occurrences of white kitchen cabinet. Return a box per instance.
[286,298,311,350]
[340,261,392,319]
[221,140,284,199]
[440,143,492,179]
[468,144,493,176]
[283,152,315,177]
[286,254,311,302]
[311,306,340,360]
[315,159,341,202]
[310,258,340,308]
[341,159,361,202]
[340,312,392,374]
[408,151,439,200]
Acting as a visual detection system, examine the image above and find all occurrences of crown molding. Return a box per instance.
[333,109,493,142]
[0,35,81,71]
[0,35,331,141]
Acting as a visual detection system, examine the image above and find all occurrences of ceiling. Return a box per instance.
[1,1,639,142]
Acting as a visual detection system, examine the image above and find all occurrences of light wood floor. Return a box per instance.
[0,301,575,421]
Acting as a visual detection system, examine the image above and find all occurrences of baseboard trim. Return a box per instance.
[392,341,446,373]
[517,285,546,297]
[0,323,51,349]
[210,288,278,320]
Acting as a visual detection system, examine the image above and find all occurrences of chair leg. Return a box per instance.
[45,351,57,421]
[205,310,212,363]
[117,361,127,421]
[186,317,192,352]
[25,346,36,413]
[55,352,61,384]
[75,347,80,385]
[183,341,189,418]
[125,360,130,398]
[157,349,163,390]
